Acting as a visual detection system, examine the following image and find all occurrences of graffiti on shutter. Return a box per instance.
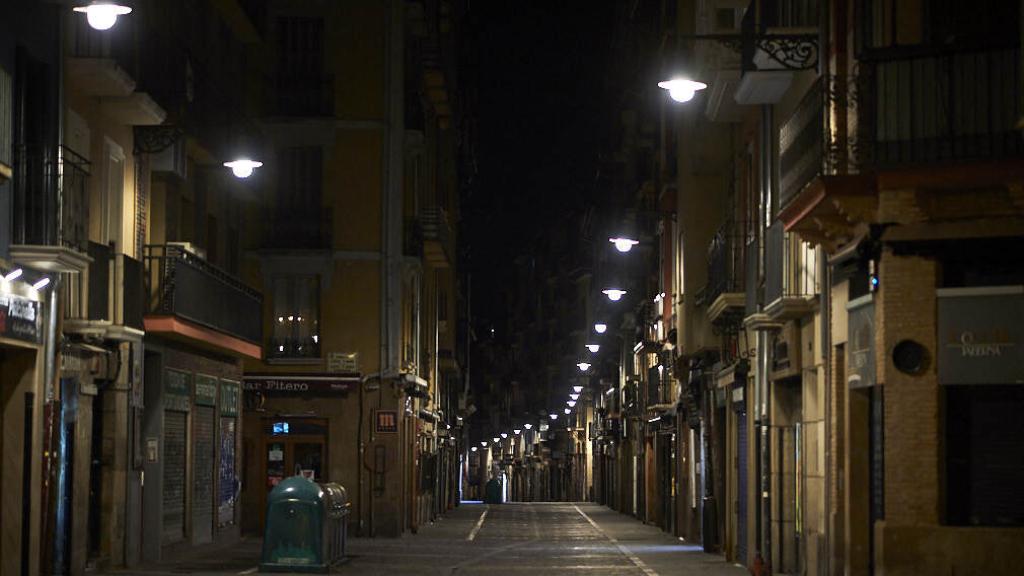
[218,417,236,526]
[192,406,215,544]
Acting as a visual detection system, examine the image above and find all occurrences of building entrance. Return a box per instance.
[258,418,328,528]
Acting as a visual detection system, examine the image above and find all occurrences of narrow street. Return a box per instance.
[104,503,745,575]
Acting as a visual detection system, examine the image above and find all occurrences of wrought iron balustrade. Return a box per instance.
[269,74,335,117]
[12,144,89,253]
[144,244,262,343]
[705,220,751,306]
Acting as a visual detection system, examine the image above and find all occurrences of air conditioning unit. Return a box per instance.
[167,241,206,260]
[151,138,187,180]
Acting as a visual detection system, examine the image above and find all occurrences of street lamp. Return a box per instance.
[576,361,591,372]
[563,408,571,415]
[524,423,533,430]
[586,344,600,353]
[602,288,627,301]
[550,413,558,420]
[567,400,576,408]
[657,78,708,103]
[74,2,132,31]
[223,158,263,178]
[572,385,584,393]
[594,323,607,334]
[480,441,488,447]
[493,437,500,443]
[500,432,508,439]
[570,393,579,401]
[471,447,478,452]
[514,429,521,435]
[608,237,639,253]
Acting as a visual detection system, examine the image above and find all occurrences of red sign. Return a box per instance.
[375,410,398,433]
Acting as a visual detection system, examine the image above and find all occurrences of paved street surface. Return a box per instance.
[104,503,746,575]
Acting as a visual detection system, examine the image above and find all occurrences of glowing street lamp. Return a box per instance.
[550,413,558,420]
[563,408,571,415]
[3,268,23,282]
[602,288,627,301]
[570,393,580,401]
[594,323,607,334]
[471,447,478,452]
[657,78,708,103]
[576,361,591,372]
[493,437,500,443]
[74,2,132,31]
[223,158,263,178]
[524,423,533,430]
[500,432,508,439]
[586,344,600,353]
[480,441,488,447]
[514,429,521,435]
[609,237,639,253]
[572,385,584,393]
[567,400,577,408]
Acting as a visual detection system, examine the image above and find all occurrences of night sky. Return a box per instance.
[462,3,615,321]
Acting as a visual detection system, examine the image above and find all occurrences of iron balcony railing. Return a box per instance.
[265,211,333,250]
[764,222,819,304]
[76,242,144,330]
[705,220,751,306]
[144,244,262,343]
[12,144,90,253]
[268,74,335,117]
[864,47,1023,168]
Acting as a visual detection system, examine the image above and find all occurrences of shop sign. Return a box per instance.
[242,374,357,396]
[375,410,398,433]
[937,287,1024,385]
[0,293,42,344]
[220,379,240,416]
[195,374,218,407]
[165,369,191,412]
[847,295,875,389]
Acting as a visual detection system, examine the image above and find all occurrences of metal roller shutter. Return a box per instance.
[162,411,187,544]
[192,406,215,543]
[218,418,236,526]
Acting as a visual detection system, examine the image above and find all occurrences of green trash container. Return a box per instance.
[483,477,502,504]
[260,476,349,573]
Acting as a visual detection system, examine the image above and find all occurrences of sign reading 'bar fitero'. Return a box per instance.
[242,374,360,396]
[937,286,1024,385]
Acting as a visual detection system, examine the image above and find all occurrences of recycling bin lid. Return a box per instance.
[320,483,350,518]
[267,475,323,506]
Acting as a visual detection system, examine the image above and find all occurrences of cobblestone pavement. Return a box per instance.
[102,502,747,575]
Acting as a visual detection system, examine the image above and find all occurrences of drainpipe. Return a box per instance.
[756,104,773,569]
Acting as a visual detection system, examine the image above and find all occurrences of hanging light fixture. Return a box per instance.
[563,408,571,415]
[500,432,508,439]
[223,158,263,178]
[586,344,600,353]
[594,323,607,334]
[602,288,627,301]
[608,237,639,253]
[576,361,591,372]
[524,423,533,430]
[550,413,558,420]
[567,400,577,408]
[657,78,708,103]
[74,2,132,31]
[570,393,580,401]
[514,429,521,435]
[572,385,584,393]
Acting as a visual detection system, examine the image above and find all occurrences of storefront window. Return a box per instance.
[268,276,320,360]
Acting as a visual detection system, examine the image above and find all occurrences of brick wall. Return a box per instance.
[876,246,939,525]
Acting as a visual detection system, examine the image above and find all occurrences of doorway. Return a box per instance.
[259,418,327,529]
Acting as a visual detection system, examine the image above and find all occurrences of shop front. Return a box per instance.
[0,270,47,576]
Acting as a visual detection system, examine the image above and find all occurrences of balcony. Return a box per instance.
[734,0,818,105]
[144,244,262,357]
[267,74,335,118]
[779,45,1023,251]
[265,211,333,251]
[66,17,165,125]
[64,242,145,341]
[704,220,749,325]
[10,145,92,273]
[763,223,818,321]
[419,206,454,268]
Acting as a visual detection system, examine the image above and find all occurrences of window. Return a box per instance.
[946,385,1024,526]
[269,276,320,360]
